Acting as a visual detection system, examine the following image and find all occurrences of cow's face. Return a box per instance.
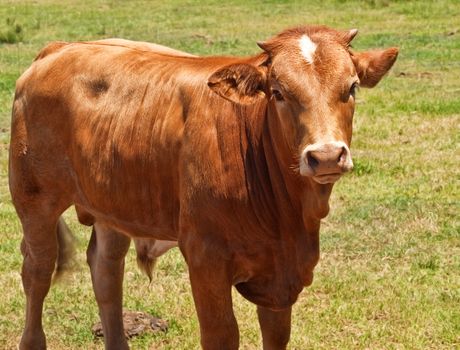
[208,26,398,184]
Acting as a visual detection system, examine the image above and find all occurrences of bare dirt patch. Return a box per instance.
[92,310,168,339]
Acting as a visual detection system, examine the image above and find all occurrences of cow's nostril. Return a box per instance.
[338,146,346,164]
[307,151,319,169]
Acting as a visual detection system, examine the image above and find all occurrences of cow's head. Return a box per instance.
[208,26,398,184]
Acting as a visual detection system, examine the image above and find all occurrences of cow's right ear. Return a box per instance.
[208,63,267,105]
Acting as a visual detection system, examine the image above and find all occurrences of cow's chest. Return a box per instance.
[231,239,317,310]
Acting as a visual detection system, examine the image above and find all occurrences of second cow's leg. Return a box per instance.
[86,224,130,350]
[257,305,292,350]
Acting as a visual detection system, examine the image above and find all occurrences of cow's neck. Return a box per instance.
[233,102,328,298]
[261,103,333,228]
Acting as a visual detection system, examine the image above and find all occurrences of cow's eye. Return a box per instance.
[271,89,284,101]
[350,82,359,98]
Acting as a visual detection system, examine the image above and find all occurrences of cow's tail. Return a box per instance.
[53,217,77,283]
[134,239,157,282]
[134,239,178,282]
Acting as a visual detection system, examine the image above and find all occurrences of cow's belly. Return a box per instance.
[70,147,181,240]
[74,201,178,240]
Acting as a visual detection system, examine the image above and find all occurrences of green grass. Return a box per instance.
[0,0,459,349]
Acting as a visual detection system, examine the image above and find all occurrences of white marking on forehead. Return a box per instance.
[299,35,317,64]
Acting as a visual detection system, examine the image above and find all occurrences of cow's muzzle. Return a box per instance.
[299,141,353,183]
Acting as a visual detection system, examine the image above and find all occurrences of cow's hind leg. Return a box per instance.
[86,223,130,350]
[10,94,76,349]
[257,306,292,350]
[15,206,68,350]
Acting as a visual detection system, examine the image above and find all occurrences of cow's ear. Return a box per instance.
[351,47,399,88]
[208,63,267,105]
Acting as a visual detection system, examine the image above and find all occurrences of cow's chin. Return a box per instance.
[312,173,342,184]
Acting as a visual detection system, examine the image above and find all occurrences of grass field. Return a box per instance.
[0,0,459,349]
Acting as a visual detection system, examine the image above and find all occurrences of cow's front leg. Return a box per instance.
[257,305,292,350]
[187,257,239,350]
[86,224,130,350]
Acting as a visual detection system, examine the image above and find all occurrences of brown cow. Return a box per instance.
[9,25,398,349]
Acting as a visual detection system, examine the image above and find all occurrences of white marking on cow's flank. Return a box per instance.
[299,35,317,64]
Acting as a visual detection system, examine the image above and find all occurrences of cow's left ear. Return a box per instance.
[208,63,266,105]
[351,47,399,88]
